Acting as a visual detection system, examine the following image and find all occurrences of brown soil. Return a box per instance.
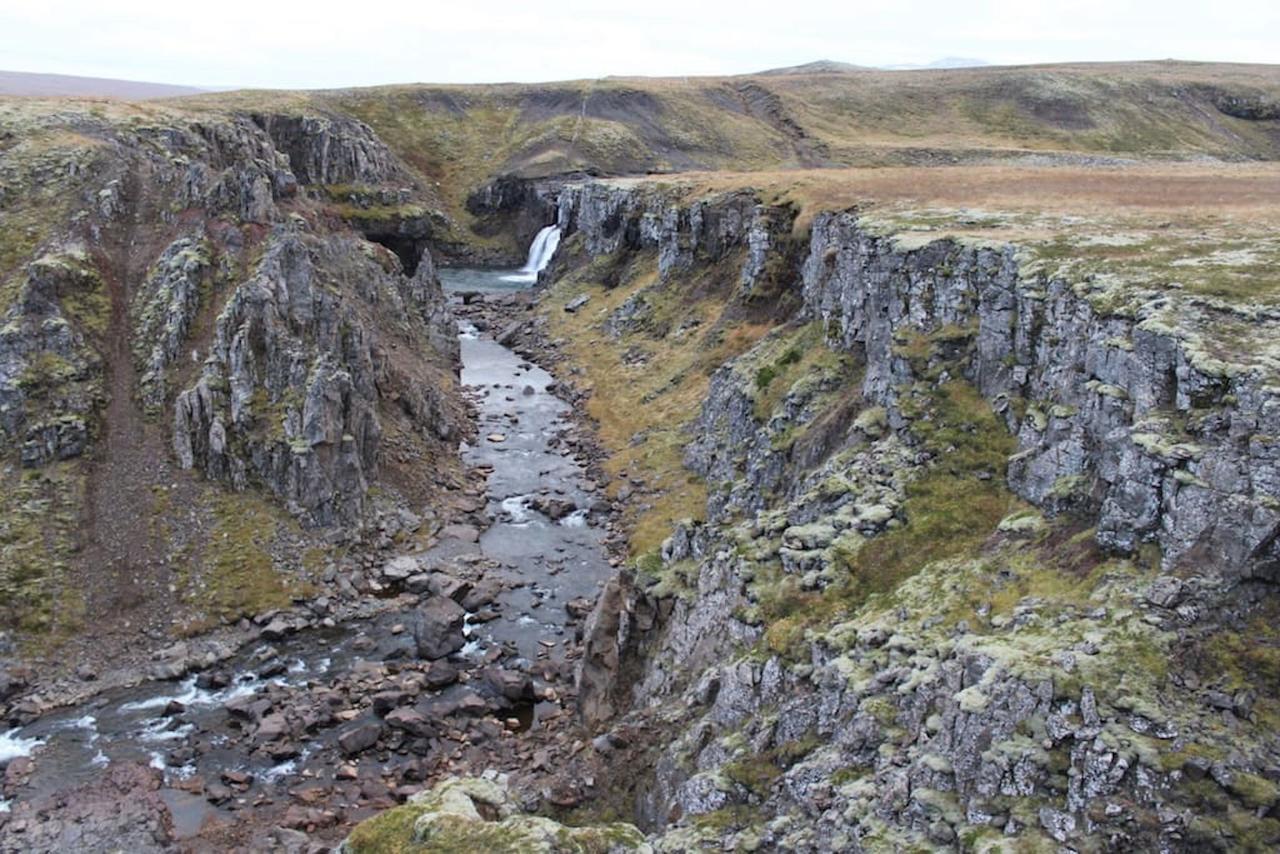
[70,159,199,675]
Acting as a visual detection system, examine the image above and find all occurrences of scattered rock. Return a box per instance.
[412,597,467,660]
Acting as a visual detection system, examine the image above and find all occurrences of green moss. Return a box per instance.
[692,806,759,833]
[723,734,820,798]
[330,201,429,224]
[836,381,1013,588]
[0,463,86,638]
[344,799,424,854]
[1187,810,1280,853]
[862,696,899,727]
[830,764,872,786]
[1229,772,1280,811]
[343,776,648,853]
[758,378,1016,659]
[61,277,111,337]
[181,492,311,627]
[16,353,79,391]
[723,755,783,797]
[747,321,852,421]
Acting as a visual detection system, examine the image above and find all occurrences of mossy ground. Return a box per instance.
[173,491,318,633]
[343,779,649,853]
[628,164,1280,388]
[0,119,103,315]
[746,320,850,422]
[0,463,86,639]
[759,378,1019,657]
[723,734,822,798]
[541,241,773,557]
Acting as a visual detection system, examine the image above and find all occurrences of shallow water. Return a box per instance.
[447,318,612,662]
[438,266,535,294]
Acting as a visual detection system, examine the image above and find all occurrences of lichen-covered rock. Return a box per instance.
[0,250,104,464]
[172,226,458,528]
[800,211,1280,577]
[131,235,213,413]
[564,182,1280,580]
[557,182,763,285]
[551,181,1280,853]
[251,112,410,186]
[0,99,462,637]
[341,775,652,853]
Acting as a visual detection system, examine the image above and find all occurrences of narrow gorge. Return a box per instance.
[0,60,1279,853]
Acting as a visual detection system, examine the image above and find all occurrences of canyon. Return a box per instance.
[0,60,1278,852]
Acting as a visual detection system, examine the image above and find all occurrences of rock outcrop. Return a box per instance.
[0,100,462,639]
[549,180,1280,851]
[800,212,1280,577]
[0,250,103,466]
[341,775,651,853]
[558,182,1280,579]
[171,226,457,528]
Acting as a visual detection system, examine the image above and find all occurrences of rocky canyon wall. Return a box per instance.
[553,180,1280,851]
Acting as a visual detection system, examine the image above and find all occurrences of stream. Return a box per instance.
[0,251,611,842]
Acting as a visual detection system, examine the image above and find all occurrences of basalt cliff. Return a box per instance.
[515,179,1280,851]
[0,101,462,670]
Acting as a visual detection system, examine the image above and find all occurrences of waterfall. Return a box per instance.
[501,225,561,283]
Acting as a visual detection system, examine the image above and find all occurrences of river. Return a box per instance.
[0,249,611,847]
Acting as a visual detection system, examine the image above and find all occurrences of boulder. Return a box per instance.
[439,523,480,542]
[412,597,466,659]
[372,691,411,716]
[381,556,421,583]
[385,707,434,738]
[225,694,272,723]
[1145,576,1186,608]
[460,580,502,612]
[427,573,473,603]
[484,668,534,701]
[531,496,577,521]
[338,721,383,756]
[565,597,594,621]
[496,320,524,346]
[423,660,460,689]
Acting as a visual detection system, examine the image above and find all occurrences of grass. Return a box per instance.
[0,120,102,313]
[760,379,1018,657]
[723,734,822,798]
[146,61,1280,263]
[1194,604,1280,731]
[616,163,1280,388]
[0,463,86,638]
[178,492,315,630]
[542,242,773,556]
[748,322,849,421]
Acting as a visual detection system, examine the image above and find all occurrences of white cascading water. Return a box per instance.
[501,225,561,283]
[0,728,43,766]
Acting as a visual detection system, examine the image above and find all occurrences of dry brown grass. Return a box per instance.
[542,248,772,556]
[655,162,1280,227]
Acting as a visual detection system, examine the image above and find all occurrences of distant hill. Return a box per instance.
[756,60,866,75]
[760,58,991,75]
[166,59,1280,244]
[0,69,206,99]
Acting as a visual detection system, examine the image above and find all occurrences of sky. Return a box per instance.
[1,0,1276,89]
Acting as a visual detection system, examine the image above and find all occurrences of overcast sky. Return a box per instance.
[2,0,1276,89]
